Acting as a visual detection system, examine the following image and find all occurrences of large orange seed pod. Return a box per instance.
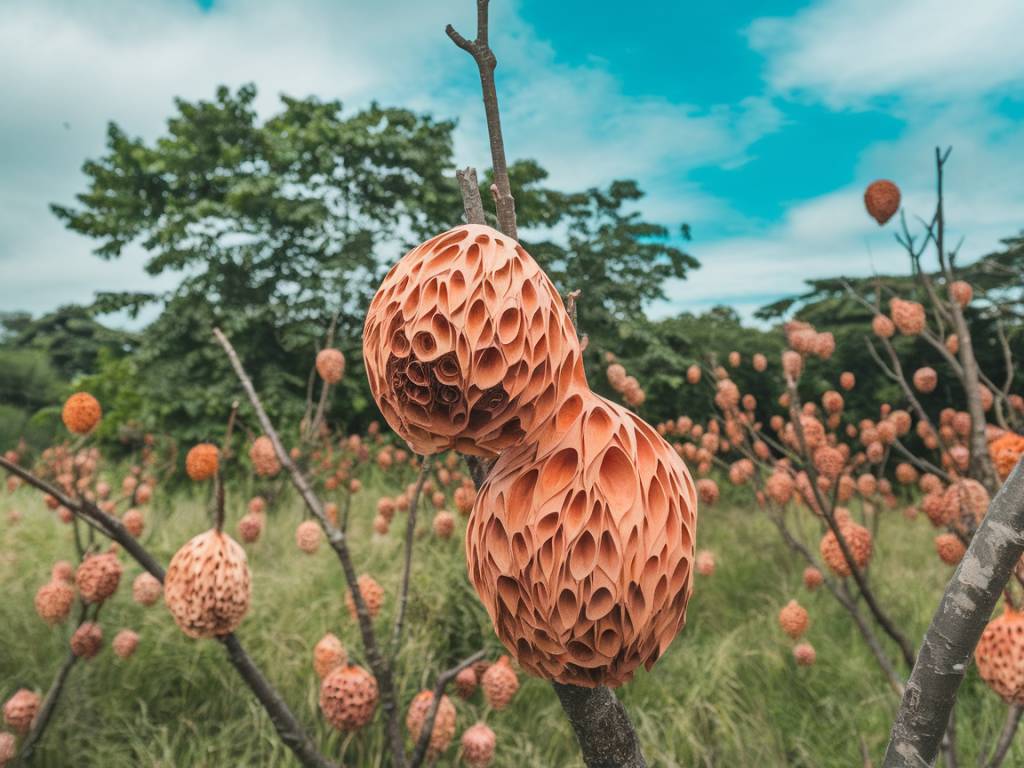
[465,389,698,687]
[363,224,585,457]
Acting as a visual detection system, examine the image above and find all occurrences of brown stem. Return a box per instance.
[446,1,516,239]
[391,456,433,654]
[212,326,407,768]
[984,705,1023,768]
[883,459,1024,767]
[407,650,486,768]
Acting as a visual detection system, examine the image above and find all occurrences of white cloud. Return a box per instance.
[748,0,1024,107]
[0,0,775,320]
[658,100,1024,324]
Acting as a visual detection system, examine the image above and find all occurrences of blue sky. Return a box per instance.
[1,0,1022,324]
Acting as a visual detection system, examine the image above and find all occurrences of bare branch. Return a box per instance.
[446,0,516,239]
[391,456,433,654]
[212,326,407,767]
[456,167,487,225]
[984,705,1023,768]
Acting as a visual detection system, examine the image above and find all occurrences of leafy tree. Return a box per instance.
[53,84,462,441]
[1,305,134,380]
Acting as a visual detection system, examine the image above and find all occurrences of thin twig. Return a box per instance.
[407,650,486,768]
[212,326,407,768]
[391,456,433,655]
[446,0,516,239]
[984,705,1023,768]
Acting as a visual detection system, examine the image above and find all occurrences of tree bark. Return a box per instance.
[552,683,646,768]
[883,459,1024,767]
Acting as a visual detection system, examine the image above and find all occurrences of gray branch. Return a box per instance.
[883,459,1024,767]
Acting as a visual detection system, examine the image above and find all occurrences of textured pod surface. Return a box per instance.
[112,629,139,659]
[75,551,123,604]
[4,688,40,734]
[461,722,497,768]
[480,656,519,710]
[313,632,347,679]
[132,572,163,606]
[164,529,251,639]
[250,436,281,478]
[976,609,1024,704]
[316,348,346,384]
[405,690,456,758]
[61,391,102,434]
[779,600,809,639]
[820,523,872,577]
[864,179,901,225]
[363,224,585,457]
[345,574,385,621]
[319,664,379,731]
[35,579,75,625]
[185,444,219,481]
[466,387,698,687]
[70,622,103,658]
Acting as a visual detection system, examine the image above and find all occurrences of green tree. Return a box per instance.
[53,84,462,440]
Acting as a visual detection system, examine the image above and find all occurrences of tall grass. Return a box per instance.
[0,474,1017,767]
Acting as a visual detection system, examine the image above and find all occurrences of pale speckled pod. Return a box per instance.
[164,529,251,639]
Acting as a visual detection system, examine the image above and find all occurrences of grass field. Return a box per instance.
[1,469,1018,767]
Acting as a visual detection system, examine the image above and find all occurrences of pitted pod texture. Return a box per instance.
[319,664,379,731]
[481,656,519,710]
[4,688,41,734]
[164,529,251,639]
[132,572,162,606]
[778,600,809,639]
[345,574,384,621]
[466,388,698,687]
[461,722,497,768]
[313,633,347,679]
[405,690,457,758]
[250,436,281,478]
[185,443,219,481]
[363,224,586,457]
[35,579,75,624]
[820,522,872,577]
[62,392,102,434]
[75,551,123,604]
[976,608,1024,704]
[70,622,103,658]
[112,629,139,659]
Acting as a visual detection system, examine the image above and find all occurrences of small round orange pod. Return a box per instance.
[465,389,698,687]
[363,224,585,457]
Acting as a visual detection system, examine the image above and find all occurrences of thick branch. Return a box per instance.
[883,459,1024,767]
[456,167,487,226]
[552,684,647,768]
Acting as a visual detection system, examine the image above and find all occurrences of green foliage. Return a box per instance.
[527,177,697,352]
[74,349,148,443]
[0,305,135,380]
